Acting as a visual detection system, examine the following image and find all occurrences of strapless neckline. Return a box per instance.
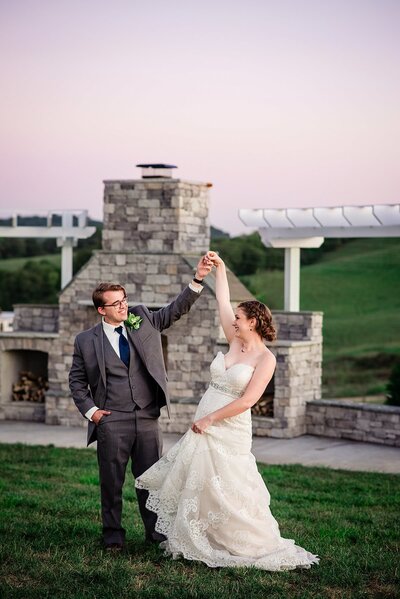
[218,351,255,373]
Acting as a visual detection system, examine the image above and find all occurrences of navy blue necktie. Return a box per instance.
[115,326,130,368]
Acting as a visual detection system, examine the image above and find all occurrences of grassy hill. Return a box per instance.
[241,238,400,399]
[0,254,61,271]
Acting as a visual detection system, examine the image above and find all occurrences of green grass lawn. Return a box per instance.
[0,254,61,272]
[242,238,400,398]
[0,443,399,599]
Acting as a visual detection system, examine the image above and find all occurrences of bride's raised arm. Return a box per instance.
[206,251,236,344]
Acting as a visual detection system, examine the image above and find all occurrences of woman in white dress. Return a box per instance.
[136,251,319,571]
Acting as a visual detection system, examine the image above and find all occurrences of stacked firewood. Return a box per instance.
[12,371,48,403]
[251,395,274,417]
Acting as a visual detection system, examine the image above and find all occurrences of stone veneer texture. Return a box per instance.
[306,399,400,447]
[102,179,210,255]
[13,305,59,333]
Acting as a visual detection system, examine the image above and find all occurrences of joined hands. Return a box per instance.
[194,251,224,280]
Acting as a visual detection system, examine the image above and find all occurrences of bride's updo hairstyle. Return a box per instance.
[237,300,277,342]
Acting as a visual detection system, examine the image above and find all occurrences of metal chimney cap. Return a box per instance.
[136,163,178,179]
[136,163,177,169]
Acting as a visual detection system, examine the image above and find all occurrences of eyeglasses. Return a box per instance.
[102,297,128,309]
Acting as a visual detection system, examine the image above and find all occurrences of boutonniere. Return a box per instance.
[124,313,143,330]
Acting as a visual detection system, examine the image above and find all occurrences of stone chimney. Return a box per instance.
[102,164,210,255]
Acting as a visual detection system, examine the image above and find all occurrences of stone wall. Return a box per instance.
[250,311,323,438]
[252,339,322,438]
[273,311,323,342]
[306,399,400,447]
[13,305,59,333]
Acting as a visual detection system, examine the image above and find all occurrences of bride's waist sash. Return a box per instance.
[209,381,244,399]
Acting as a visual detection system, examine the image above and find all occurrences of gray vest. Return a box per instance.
[103,335,158,411]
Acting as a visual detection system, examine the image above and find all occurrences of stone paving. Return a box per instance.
[1,421,399,474]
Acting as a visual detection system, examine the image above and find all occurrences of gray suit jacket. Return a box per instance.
[69,285,201,445]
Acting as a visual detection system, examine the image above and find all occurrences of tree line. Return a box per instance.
[0,224,348,311]
[211,232,349,275]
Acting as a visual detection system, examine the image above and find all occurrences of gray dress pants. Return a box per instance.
[96,410,162,545]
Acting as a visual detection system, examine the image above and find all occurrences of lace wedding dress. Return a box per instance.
[136,351,319,570]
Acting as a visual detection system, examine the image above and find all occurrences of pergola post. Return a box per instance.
[284,247,300,311]
[57,212,77,290]
[59,238,75,289]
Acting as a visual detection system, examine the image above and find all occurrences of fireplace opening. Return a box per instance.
[12,371,48,403]
[252,374,275,418]
[1,350,48,421]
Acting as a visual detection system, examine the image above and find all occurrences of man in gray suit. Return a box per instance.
[69,255,211,551]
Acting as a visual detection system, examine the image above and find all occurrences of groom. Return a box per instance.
[69,255,211,550]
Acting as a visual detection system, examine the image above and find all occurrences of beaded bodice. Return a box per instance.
[209,351,255,398]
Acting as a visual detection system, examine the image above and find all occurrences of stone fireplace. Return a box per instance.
[0,165,322,438]
[0,322,57,422]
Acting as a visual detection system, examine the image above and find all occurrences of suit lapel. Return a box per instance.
[126,327,147,370]
[93,322,106,387]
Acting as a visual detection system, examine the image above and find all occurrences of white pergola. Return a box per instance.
[239,204,400,312]
[0,210,96,289]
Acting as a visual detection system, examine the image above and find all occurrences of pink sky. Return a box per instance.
[0,0,399,235]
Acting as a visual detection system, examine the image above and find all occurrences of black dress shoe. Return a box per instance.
[104,542,124,552]
[145,532,167,544]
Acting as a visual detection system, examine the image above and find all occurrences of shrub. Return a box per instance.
[386,362,400,406]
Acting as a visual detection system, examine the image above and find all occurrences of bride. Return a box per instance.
[136,251,319,570]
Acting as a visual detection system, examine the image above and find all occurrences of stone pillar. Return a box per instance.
[13,305,59,333]
[253,311,323,438]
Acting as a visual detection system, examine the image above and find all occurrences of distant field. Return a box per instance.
[242,238,400,398]
[0,254,61,271]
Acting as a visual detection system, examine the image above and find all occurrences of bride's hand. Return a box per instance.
[191,415,213,434]
[206,251,224,268]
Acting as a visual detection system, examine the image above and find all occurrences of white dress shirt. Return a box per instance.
[102,318,128,358]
